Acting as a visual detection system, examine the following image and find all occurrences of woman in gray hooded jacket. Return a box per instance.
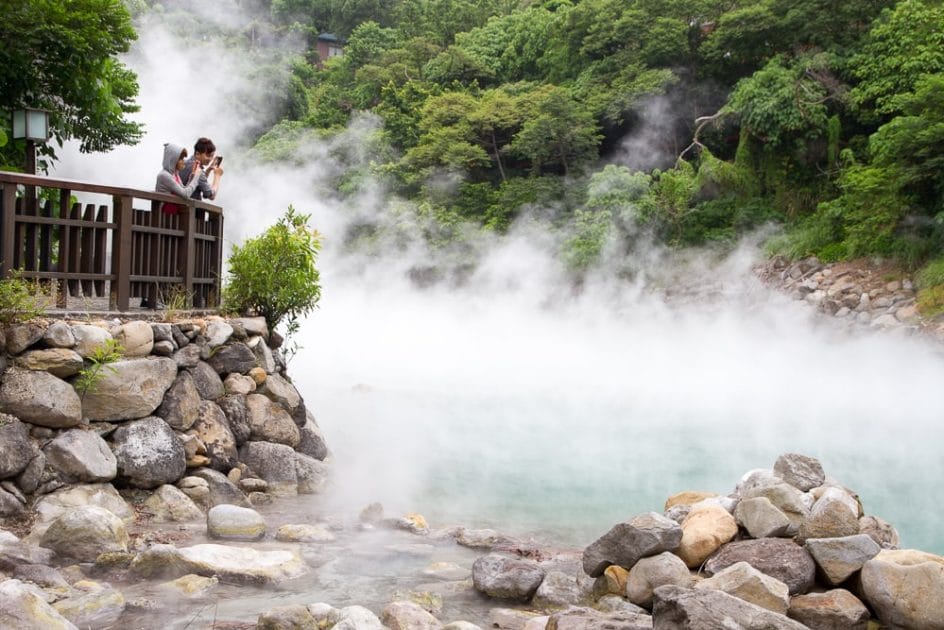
[155,142,201,213]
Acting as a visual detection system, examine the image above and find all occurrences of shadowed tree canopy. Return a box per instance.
[0,0,143,159]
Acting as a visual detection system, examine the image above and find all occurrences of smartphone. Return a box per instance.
[214,156,223,167]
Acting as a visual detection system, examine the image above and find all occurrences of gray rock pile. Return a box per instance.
[0,315,330,520]
[464,453,944,630]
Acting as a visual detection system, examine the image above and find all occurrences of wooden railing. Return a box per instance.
[0,171,224,312]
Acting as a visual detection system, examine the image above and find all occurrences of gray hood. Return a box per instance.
[162,143,186,174]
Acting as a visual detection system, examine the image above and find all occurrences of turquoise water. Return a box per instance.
[295,272,944,556]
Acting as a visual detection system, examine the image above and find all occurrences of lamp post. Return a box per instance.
[11,108,50,175]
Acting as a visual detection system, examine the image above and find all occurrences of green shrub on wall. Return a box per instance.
[222,206,322,344]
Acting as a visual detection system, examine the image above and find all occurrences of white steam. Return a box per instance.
[52,9,944,553]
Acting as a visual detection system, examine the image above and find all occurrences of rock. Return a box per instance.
[422,561,471,581]
[5,323,45,354]
[787,589,870,630]
[0,540,55,572]
[79,357,177,421]
[71,325,112,358]
[189,468,249,507]
[207,342,257,375]
[812,486,860,518]
[740,483,810,535]
[704,539,816,595]
[275,524,336,543]
[248,336,276,373]
[152,340,175,356]
[259,373,302,416]
[456,527,518,550]
[15,447,44,493]
[297,414,329,460]
[187,401,237,471]
[695,561,789,614]
[0,415,32,479]
[858,514,900,549]
[246,393,300,447]
[677,504,738,568]
[473,553,547,601]
[43,321,76,348]
[804,534,880,586]
[248,366,267,384]
[258,604,317,629]
[546,606,653,629]
[132,543,308,585]
[15,348,84,377]
[532,570,584,608]
[154,371,201,431]
[735,469,781,495]
[112,320,153,357]
[223,373,255,395]
[52,581,125,629]
[582,513,683,577]
[0,368,82,428]
[204,318,233,348]
[172,343,201,368]
[442,623,483,630]
[233,317,268,337]
[860,548,944,629]
[158,574,219,599]
[13,564,70,589]
[334,605,385,630]
[796,495,859,544]
[32,483,134,527]
[652,585,807,629]
[382,601,443,629]
[111,417,186,488]
[735,497,792,538]
[595,595,648,614]
[626,551,693,609]
[142,484,204,522]
[40,505,129,562]
[217,394,250,445]
[207,504,266,541]
[601,565,630,596]
[238,441,298,494]
[295,452,329,494]
[43,428,117,482]
[0,579,78,629]
[0,485,27,517]
[664,491,717,511]
[487,607,543,629]
[238,477,267,493]
[190,360,225,400]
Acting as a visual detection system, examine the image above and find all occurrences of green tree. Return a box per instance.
[223,207,323,340]
[0,0,142,161]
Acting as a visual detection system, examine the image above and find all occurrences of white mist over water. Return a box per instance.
[53,10,944,554]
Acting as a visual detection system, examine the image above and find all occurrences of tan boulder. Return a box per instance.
[665,491,718,511]
[677,504,738,568]
[860,549,944,629]
[112,320,153,357]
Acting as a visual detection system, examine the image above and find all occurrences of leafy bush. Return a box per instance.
[0,270,47,324]
[223,206,322,341]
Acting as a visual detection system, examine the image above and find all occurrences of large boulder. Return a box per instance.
[694,561,790,615]
[131,543,308,585]
[52,581,125,629]
[626,551,693,609]
[204,318,233,348]
[0,415,32,479]
[773,453,825,491]
[652,585,807,629]
[187,401,237,471]
[796,494,859,544]
[79,357,177,421]
[238,441,298,495]
[472,553,546,601]
[207,504,266,541]
[381,601,443,630]
[39,505,129,562]
[154,371,201,431]
[0,579,78,629]
[858,514,900,549]
[189,468,250,507]
[142,484,203,522]
[545,606,653,630]
[71,325,112,358]
[740,483,810,535]
[787,589,870,630]
[112,320,153,357]
[704,539,816,595]
[297,413,329,460]
[207,343,257,375]
[860,549,944,629]
[295,453,329,494]
[258,373,302,416]
[43,428,117,483]
[5,323,44,355]
[111,417,186,488]
[43,321,76,348]
[217,394,250,445]
[190,361,225,400]
[735,497,793,539]
[532,570,585,609]
[804,534,880,586]
[246,394,300,447]
[248,336,275,373]
[32,484,134,527]
[582,513,682,577]
[14,348,83,378]
[0,368,82,428]
[676,504,738,568]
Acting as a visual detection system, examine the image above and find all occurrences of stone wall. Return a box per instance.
[0,315,329,520]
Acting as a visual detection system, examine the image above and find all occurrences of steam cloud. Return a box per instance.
[52,9,944,553]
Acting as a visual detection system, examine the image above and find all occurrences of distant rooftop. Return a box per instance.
[317,32,344,43]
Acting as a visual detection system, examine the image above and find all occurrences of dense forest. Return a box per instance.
[2,0,943,308]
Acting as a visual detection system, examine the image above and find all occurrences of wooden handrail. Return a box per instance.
[0,170,225,312]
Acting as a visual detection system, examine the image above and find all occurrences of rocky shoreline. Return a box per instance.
[1,280,943,628]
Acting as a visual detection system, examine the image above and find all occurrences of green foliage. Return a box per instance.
[223,207,323,339]
[74,338,124,400]
[0,271,47,325]
[0,0,142,162]
[564,208,612,272]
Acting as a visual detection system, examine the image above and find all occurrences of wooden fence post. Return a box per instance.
[111,195,133,311]
[0,184,15,276]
